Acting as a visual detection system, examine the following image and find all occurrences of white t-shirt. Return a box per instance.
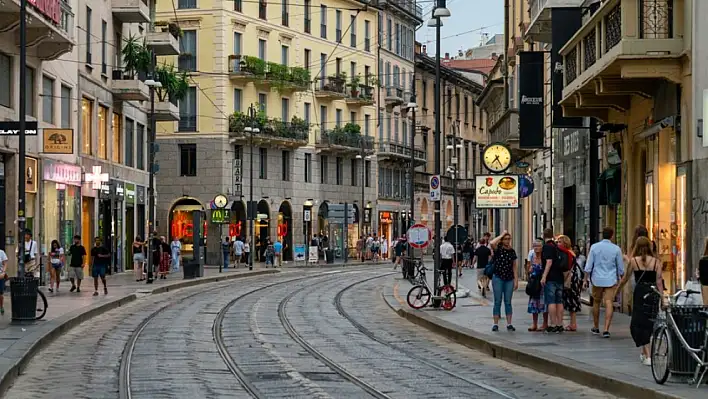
[0,249,7,273]
[440,242,455,259]
[234,240,244,255]
[244,243,250,252]
[50,247,64,264]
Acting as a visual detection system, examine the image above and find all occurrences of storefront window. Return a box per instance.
[81,98,92,155]
[676,169,687,289]
[98,106,108,159]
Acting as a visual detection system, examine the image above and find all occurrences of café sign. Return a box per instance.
[475,175,520,209]
[43,159,82,186]
[28,0,61,25]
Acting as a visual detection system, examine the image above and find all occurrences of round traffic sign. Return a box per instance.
[407,224,431,249]
[430,176,440,189]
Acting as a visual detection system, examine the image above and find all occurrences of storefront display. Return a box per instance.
[676,168,687,290]
[41,160,82,252]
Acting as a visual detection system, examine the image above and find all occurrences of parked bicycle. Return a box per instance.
[648,286,708,387]
[406,265,456,311]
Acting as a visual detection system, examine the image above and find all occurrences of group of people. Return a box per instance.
[132,235,183,282]
[355,234,410,264]
[222,236,285,268]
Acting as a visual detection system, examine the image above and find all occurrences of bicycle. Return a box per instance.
[648,286,708,387]
[406,265,456,311]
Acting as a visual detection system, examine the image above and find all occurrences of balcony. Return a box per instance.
[525,0,585,42]
[111,70,149,101]
[389,0,424,23]
[228,112,309,148]
[559,0,684,121]
[111,0,149,23]
[385,86,404,108]
[345,84,375,106]
[153,100,180,122]
[0,0,75,60]
[146,30,179,56]
[227,55,311,92]
[414,173,454,192]
[316,127,374,155]
[377,140,426,166]
[315,76,347,100]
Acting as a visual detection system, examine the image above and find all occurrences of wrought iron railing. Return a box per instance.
[229,116,309,142]
[604,4,622,51]
[583,29,597,69]
[317,130,374,150]
[565,47,578,84]
[316,76,347,95]
[378,141,426,161]
[639,0,673,39]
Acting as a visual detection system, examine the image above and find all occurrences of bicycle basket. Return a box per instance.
[670,305,708,374]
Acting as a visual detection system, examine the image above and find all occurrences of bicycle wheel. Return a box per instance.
[651,326,672,384]
[440,285,456,310]
[35,289,48,320]
[407,285,431,309]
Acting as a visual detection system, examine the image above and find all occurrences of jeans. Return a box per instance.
[492,275,514,317]
[223,252,229,269]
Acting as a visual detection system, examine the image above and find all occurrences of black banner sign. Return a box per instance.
[0,121,38,135]
[518,51,545,148]
[551,8,583,128]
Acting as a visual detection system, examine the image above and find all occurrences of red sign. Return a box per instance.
[28,0,61,25]
[407,224,431,249]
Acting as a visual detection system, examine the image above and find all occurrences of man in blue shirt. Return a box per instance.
[273,240,283,268]
[583,227,624,338]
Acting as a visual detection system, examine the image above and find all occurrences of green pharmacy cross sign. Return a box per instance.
[211,209,231,224]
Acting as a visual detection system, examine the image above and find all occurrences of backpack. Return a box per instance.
[549,242,571,272]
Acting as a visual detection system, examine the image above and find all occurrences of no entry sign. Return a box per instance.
[407,224,431,249]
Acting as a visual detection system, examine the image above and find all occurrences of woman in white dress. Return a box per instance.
[381,236,389,260]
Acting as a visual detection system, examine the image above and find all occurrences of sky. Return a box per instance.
[415,0,504,57]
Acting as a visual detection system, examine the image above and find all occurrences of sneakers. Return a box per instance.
[591,328,600,335]
[506,324,516,332]
[70,286,76,293]
[93,291,98,296]
[641,355,652,366]
[602,331,611,338]
[492,325,499,332]
[545,326,563,334]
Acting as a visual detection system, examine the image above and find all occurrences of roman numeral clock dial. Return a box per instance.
[482,143,512,173]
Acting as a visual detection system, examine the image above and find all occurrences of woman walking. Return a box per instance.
[489,231,518,332]
[133,237,145,281]
[158,236,171,279]
[558,235,582,331]
[381,236,389,260]
[48,240,65,293]
[527,239,548,331]
[617,237,663,365]
[170,237,182,273]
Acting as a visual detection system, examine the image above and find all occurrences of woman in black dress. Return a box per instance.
[617,237,663,366]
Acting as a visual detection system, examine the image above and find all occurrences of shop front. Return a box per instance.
[378,210,398,246]
[277,201,293,261]
[124,183,136,271]
[25,157,38,234]
[229,200,247,239]
[170,197,204,253]
[41,159,82,252]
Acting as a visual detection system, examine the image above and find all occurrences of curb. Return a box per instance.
[381,287,682,399]
[0,269,278,396]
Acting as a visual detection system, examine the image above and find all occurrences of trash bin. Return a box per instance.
[10,276,39,321]
[670,305,708,374]
[325,249,334,264]
[183,260,199,279]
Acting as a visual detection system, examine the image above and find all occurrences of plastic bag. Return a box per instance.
[676,281,704,306]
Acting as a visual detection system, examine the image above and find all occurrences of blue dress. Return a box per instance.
[527,259,546,314]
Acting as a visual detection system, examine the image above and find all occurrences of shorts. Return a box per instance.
[51,261,63,270]
[544,281,564,305]
[133,253,145,263]
[463,253,471,261]
[592,285,618,303]
[0,279,5,293]
[68,266,84,280]
[92,265,107,278]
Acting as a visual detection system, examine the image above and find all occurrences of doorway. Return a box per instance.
[81,197,95,271]
[125,206,135,270]
[563,185,577,243]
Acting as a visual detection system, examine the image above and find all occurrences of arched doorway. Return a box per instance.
[420,198,429,226]
[347,204,360,250]
[169,197,204,254]
[229,200,246,239]
[445,200,453,230]
[255,200,270,262]
[318,202,329,237]
[277,201,293,261]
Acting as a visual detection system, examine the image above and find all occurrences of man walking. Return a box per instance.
[221,237,231,270]
[233,236,244,267]
[91,237,110,296]
[540,228,564,334]
[273,239,283,268]
[583,227,624,338]
[68,235,86,293]
[439,237,455,287]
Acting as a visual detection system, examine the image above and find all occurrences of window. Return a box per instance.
[304,102,311,126]
[136,123,144,170]
[179,87,197,131]
[336,157,343,185]
[456,92,460,119]
[111,113,121,163]
[98,105,108,159]
[320,155,328,183]
[402,68,406,92]
[258,93,267,113]
[364,20,371,52]
[350,15,356,48]
[233,32,242,56]
[281,150,290,181]
[281,98,289,121]
[304,153,312,182]
[259,148,267,178]
[385,63,391,95]
[42,76,54,124]
[85,7,92,65]
[364,114,370,136]
[472,103,477,127]
[365,160,371,187]
[234,88,242,112]
[386,111,391,141]
[395,23,400,55]
[335,10,342,43]
[335,108,342,127]
[394,115,399,143]
[281,45,288,66]
[259,0,267,19]
[304,49,311,72]
[178,0,196,9]
[464,96,469,123]
[402,120,407,146]
[258,39,266,60]
[335,57,342,75]
[378,59,383,87]
[125,118,134,166]
[320,105,327,133]
[179,31,196,71]
[101,20,107,74]
[393,65,399,89]
[387,18,392,50]
[81,98,92,155]
[0,53,10,108]
[377,13,383,47]
[26,66,35,116]
[60,85,71,128]
[234,0,242,12]
[350,62,356,84]
[304,0,311,33]
[320,5,327,39]
[365,65,371,85]
[350,111,356,124]
[378,109,383,142]
[422,80,427,108]
[179,144,197,176]
[447,88,452,115]
[281,0,288,26]
[319,53,327,89]
[351,159,357,186]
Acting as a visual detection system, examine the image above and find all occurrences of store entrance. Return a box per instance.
[125,206,135,270]
[563,185,577,243]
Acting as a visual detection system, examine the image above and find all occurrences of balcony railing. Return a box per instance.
[317,129,374,151]
[389,0,423,21]
[228,112,310,143]
[488,109,519,145]
[377,141,426,162]
[178,115,197,132]
[315,75,347,97]
[227,55,311,90]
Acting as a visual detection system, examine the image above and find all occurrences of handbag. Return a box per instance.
[23,241,33,264]
[484,256,495,278]
[526,275,542,297]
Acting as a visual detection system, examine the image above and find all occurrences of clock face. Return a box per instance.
[483,143,512,173]
[214,194,228,208]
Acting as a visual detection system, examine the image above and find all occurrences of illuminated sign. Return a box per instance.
[28,0,61,25]
[475,175,520,209]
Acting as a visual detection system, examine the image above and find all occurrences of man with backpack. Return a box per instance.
[540,228,567,334]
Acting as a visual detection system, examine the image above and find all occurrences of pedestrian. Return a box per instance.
[68,235,86,293]
[394,236,406,270]
[371,235,380,263]
[616,237,663,365]
[133,237,146,281]
[472,237,492,297]
[489,231,518,332]
[147,232,161,283]
[366,234,373,260]
[540,228,565,334]
[18,229,38,276]
[526,239,548,331]
[233,236,244,267]
[221,236,231,270]
[244,237,252,270]
[0,246,8,314]
[90,237,110,296]
[170,237,182,273]
[700,238,708,304]
[274,239,283,267]
[573,244,586,270]
[48,240,65,293]
[159,236,171,278]
[462,239,473,269]
[439,237,455,287]
[583,227,624,338]
[381,236,388,260]
[558,235,582,332]
[357,236,365,262]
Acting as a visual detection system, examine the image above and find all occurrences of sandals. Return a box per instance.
[528,326,539,332]
[564,325,577,332]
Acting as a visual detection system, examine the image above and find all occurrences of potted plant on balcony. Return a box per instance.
[241,55,266,77]
[228,111,248,134]
[290,116,309,138]
[349,74,361,98]
[266,62,290,92]
[121,35,151,79]
[329,72,346,93]
[168,22,183,39]
[290,67,311,89]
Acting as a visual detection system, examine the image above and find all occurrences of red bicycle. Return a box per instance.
[406,265,456,310]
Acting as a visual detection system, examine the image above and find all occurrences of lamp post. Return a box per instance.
[144,78,162,284]
[17,0,28,276]
[244,105,260,271]
[356,138,372,238]
[405,98,418,229]
[428,0,451,303]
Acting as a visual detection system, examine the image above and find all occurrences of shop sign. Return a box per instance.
[558,129,586,161]
[303,209,311,222]
[0,121,38,136]
[28,0,61,24]
[475,175,520,209]
[114,180,125,200]
[85,166,109,190]
[136,186,146,205]
[25,157,38,193]
[211,208,231,224]
[125,183,136,203]
[42,128,74,154]
[294,245,306,262]
[379,211,392,222]
[42,159,81,186]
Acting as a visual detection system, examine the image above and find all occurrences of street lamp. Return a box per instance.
[429,0,452,304]
[356,147,372,238]
[244,104,260,271]
[144,78,162,284]
[404,99,418,229]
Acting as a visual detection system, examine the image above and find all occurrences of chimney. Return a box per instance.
[445,52,450,59]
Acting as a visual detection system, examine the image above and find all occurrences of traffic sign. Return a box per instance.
[445,225,468,246]
[429,175,441,201]
[407,224,431,249]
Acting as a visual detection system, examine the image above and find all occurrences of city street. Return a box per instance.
[4,268,615,398]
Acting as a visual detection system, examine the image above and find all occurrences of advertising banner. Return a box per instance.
[551,8,583,128]
[475,175,520,209]
[518,51,545,148]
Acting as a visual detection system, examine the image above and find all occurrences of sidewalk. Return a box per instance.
[385,272,705,399]
[0,266,278,395]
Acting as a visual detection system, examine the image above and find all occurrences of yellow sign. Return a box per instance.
[25,157,38,193]
[43,128,74,154]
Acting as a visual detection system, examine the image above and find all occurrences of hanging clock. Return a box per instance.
[482,143,512,173]
[213,194,228,209]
